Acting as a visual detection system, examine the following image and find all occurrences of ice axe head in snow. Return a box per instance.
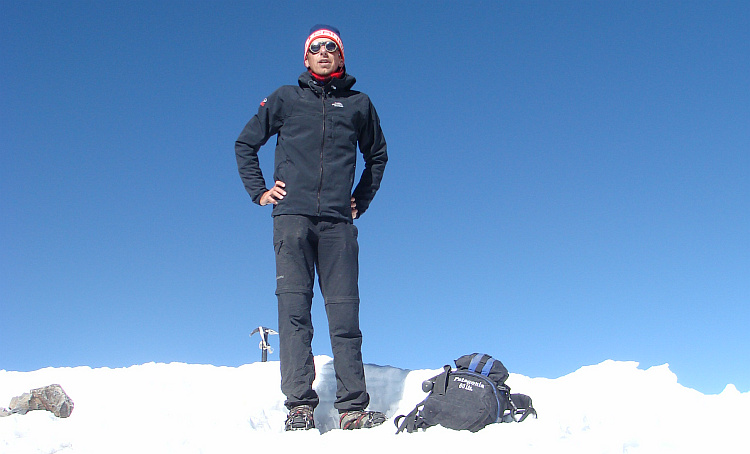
[250,326,278,362]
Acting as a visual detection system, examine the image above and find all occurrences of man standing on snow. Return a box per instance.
[235,25,388,431]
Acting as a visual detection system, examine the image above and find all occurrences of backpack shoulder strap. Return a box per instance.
[509,393,538,422]
[394,397,429,434]
[395,365,451,434]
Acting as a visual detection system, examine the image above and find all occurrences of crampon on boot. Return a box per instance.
[284,405,315,431]
[339,410,386,430]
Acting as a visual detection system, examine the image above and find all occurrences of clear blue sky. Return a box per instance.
[2,1,748,395]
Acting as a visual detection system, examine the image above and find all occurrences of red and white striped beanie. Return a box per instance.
[304,24,344,64]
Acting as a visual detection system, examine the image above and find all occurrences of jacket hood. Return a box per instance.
[298,71,357,93]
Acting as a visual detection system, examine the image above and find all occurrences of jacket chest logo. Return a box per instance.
[331,102,344,108]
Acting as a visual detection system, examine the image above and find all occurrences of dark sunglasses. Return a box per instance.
[308,40,338,54]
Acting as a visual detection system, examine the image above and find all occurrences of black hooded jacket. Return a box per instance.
[235,71,388,221]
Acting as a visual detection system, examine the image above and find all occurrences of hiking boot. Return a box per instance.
[284,405,315,431]
[339,410,386,430]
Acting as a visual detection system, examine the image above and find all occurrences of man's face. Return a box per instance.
[305,38,343,77]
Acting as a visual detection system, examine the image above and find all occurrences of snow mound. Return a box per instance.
[1,357,748,453]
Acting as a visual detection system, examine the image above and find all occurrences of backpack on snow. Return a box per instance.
[395,353,536,433]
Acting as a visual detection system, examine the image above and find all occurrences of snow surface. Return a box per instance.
[1,357,748,453]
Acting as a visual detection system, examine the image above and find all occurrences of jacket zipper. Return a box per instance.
[318,89,326,215]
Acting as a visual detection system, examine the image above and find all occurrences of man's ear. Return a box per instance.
[304,57,310,69]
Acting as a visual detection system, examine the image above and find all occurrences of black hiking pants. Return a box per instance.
[273,214,370,412]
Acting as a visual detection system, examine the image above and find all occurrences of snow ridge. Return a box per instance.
[1,357,747,453]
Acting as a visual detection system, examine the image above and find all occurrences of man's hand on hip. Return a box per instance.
[260,181,286,206]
